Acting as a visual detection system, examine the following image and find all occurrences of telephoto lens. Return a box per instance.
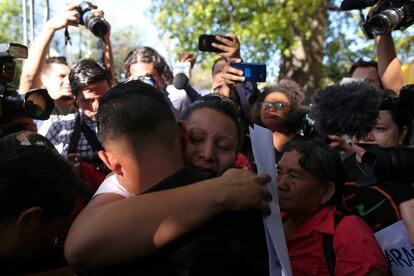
[76,2,108,38]
[369,7,406,36]
[359,145,414,184]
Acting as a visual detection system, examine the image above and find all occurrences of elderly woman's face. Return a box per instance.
[260,92,292,132]
[277,150,330,216]
[352,110,407,162]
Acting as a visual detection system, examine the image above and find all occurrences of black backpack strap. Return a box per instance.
[322,214,344,276]
[68,113,103,154]
[68,113,82,155]
[80,121,103,152]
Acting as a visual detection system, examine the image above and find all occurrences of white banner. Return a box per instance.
[249,124,292,276]
[375,220,414,275]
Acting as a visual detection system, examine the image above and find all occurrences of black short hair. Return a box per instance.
[348,59,378,76]
[0,143,82,223]
[42,56,69,74]
[281,137,345,207]
[122,47,173,85]
[46,56,68,66]
[69,58,111,97]
[97,80,176,148]
[380,92,413,145]
[181,93,243,149]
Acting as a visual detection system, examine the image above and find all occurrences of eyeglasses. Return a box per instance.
[261,101,290,110]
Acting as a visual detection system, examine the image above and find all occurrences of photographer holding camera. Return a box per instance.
[342,0,412,94]
[0,43,55,137]
[19,2,114,135]
[45,58,111,168]
[347,33,405,95]
[312,82,414,232]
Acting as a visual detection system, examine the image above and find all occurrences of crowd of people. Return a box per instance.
[2,2,414,276]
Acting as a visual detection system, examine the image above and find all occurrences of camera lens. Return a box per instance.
[361,146,414,183]
[370,8,405,36]
[76,2,108,38]
[83,12,108,38]
[24,89,54,120]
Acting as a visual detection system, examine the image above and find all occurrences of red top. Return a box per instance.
[234,152,252,170]
[283,205,389,276]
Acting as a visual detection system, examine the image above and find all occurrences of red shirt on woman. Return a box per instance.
[283,205,389,276]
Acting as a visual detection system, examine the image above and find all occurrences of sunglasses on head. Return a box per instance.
[261,101,290,110]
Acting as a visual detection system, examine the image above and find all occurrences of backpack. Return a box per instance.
[322,214,344,276]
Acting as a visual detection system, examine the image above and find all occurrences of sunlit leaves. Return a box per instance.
[149,0,325,68]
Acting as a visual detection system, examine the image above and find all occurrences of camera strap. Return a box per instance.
[64,27,73,67]
[68,113,103,155]
[96,37,106,68]
[322,214,344,276]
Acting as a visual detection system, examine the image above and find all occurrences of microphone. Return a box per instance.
[310,82,382,139]
[173,73,189,90]
[172,62,191,90]
[340,0,379,11]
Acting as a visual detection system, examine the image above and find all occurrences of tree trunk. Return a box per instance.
[279,0,329,103]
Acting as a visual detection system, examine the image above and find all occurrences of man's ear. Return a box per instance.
[98,150,122,176]
[40,73,49,87]
[15,207,44,236]
[320,182,336,206]
[177,121,188,149]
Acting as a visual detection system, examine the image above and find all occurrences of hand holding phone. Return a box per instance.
[198,34,231,53]
[212,33,241,59]
[230,61,266,82]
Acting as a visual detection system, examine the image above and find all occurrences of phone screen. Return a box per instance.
[230,62,266,82]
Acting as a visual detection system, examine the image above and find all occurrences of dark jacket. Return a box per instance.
[86,166,268,276]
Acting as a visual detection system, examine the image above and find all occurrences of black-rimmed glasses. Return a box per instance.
[261,101,290,110]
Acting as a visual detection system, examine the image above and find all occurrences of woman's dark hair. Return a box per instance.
[69,58,111,97]
[281,137,345,207]
[181,93,243,150]
[259,83,304,110]
[0,138,82,224]
[122,46,173,85]
[380,91,413,145]
[253,84,304,133]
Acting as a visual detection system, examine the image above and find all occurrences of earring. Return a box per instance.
[53,237,59,245]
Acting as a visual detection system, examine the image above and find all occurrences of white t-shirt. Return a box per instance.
[93,174,135,199]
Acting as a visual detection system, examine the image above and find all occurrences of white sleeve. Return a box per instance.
[93,174,135,199]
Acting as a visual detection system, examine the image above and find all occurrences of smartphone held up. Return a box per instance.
[198,34,231,53]
[230,61,266,82]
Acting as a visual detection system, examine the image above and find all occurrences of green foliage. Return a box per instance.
[58,25,142,79]
[149,0,324,71]
[110,26,142,77]
[392,28,414,63]
[322,9,376,86]
[0,0,23,88]
[0,0,23,43]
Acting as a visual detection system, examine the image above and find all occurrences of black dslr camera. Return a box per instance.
[359,144,414,185]
[0,43,54,123]
[341,0,414,38]
[76,1,109,38]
